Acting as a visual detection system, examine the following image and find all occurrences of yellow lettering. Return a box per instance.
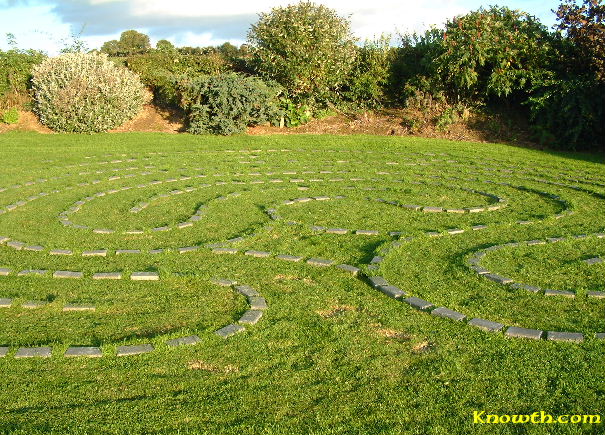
[512,414,530,423]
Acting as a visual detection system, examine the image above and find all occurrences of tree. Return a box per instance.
[156,39,175,52]
[100,30,150,56]
[247,1,356,105]
[435,6,555,103]
[556,0,605,82]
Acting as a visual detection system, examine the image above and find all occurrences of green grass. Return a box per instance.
[0,131,603,435]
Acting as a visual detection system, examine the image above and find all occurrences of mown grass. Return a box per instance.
[0,131,603,435]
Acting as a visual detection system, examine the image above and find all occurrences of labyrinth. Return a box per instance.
[1,134,603,361]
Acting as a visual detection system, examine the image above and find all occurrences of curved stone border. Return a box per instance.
[466,232,605,298]
[0,279,266,359]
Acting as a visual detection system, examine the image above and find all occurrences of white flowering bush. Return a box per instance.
[32,52,149,132]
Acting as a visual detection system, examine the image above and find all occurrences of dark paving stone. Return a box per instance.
[178,246,199,254]
[22,300,47,309]
[0,298,12,307]
[276,254,304,262]
[212,278,236,287]
[468,318,504,332]
[471,265,490,275]
[116,249,141,255]
[370,256,383,264]
[356,230,380,236]
[336,264,361,276]
[505,326,543,340]
[472,225,488,230]
[544,289,575,298]
[63,304,96,312]
[422,206,443,213]
[248,296,268,310]
[6,241,25,250]
[546,331,584,342]
[235,285,259,297]
[306,258,334,267]
[215,324,245,338]
[116,344,154,356]
[24,245,44,252]
[93,229,114,234]
[326,228,349,234]
[212,248,238,254]
[244,250,271,258]
[596,333,605,339]
[166,335,201,347]
[152,226,169,232]
[82,250,107,257]
[403,297,434,311]
[368,276,388,288]
[510,283,541,293]
[584,257,603,265]
[0,347,8,357]
[527,240,546,245]
[53,270,84,279]
[401,205,421,210]
[484,273,514,284]
[49,249,73,255]
[15,347,52,358]
[130,272,159,281]
[177,222,194,229]
[431,307,466,322]
[18,269,48,276]
[149,249,165,254]
[92,272,122,280]
[239,310,263,325]
[377,285,406,299]
[587,291,605,299]
[65,347,102,357]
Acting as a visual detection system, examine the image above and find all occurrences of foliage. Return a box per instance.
[345,35,393,108]
[390,29,445,104]
[556,0,605,83]
[124,50,228,107]
[0,106,19,124]
[528,78,603,148]
[100,30,151,56]
[435,6,555,102]
[247,1,357,105]
[31,52,149,133]
[155,39,176,52]
[524,1,605,150]
[281,98,312,127]
[175,73,283,135]
[0,37,45,109]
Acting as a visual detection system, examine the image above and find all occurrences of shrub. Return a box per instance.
[176,73,283,135]
[247,1,356,105]
[32,52,149,133]
[390,29,445,104]
[0,47,45,109]
[1,107,19,124]
[345,35,393,108]
[435,6,555,103]
[124,50,228,107]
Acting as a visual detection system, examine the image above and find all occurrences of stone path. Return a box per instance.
[0,148,603,362]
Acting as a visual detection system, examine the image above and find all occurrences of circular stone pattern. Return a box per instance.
[0,147,604,361]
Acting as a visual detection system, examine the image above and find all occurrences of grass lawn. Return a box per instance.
[0,131,603,435]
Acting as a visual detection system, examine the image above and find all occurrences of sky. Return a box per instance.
[0,0,563,55]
